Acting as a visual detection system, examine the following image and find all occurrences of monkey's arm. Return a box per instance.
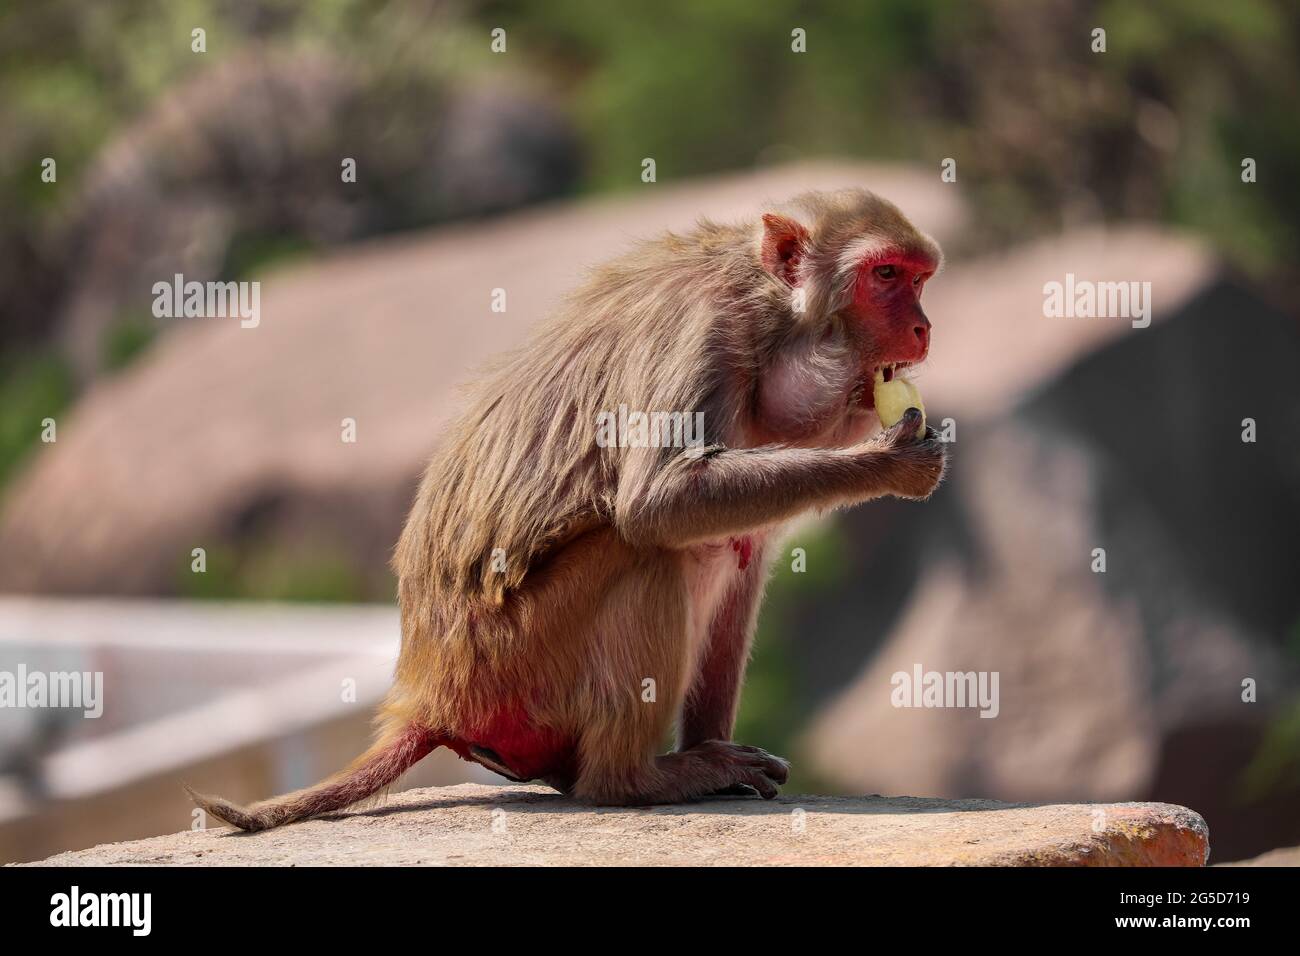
[616,410,943,548]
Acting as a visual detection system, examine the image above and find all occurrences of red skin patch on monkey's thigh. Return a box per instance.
[447,705,576,783]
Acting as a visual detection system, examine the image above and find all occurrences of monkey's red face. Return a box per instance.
[756,210,942,442]
[850,250,936,385]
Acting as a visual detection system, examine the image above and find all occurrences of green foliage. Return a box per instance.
[177,540,376,603]
[1241,619,1300,801]
[223,234,316,282]
[0,0,480,210]
[476,0,1300,280]
[101,312,158,372]
[4,0,1298,308]
[1241,697,1300,801]
[1100,0,1300,273]
[0,349,74,491]
[481,0,951,190]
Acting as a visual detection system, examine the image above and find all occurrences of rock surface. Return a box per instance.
[23,784,1209,867]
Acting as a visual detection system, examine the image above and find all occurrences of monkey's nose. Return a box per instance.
[913,324,929,352]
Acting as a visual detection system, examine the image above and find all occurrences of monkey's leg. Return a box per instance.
[679,545,768,751]
[618,410,943,547]
[680,550,780,796]
[571,557,789,806]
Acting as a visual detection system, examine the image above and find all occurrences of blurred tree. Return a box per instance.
[479,0,1299,285]
[0,0,578,363]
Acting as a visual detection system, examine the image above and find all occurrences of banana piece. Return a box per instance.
[873,369,926,437]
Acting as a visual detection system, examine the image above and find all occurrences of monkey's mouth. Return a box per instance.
[852,361,915,410]
[878,362,913,383]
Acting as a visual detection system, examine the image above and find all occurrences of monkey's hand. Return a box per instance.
[862,407,947,501]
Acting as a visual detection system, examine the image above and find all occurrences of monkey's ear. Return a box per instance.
[760,213,810,285]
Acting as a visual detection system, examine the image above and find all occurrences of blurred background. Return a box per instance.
[1,0,1297,864]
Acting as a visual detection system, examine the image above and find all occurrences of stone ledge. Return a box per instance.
[22,784,1210,867]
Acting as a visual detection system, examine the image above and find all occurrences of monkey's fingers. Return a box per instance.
[735,744,791,784]
[731,748,790,798]
[881,407,926,447]
[689,741,790,799]
[889,433,948,500]
[743,773,781,799]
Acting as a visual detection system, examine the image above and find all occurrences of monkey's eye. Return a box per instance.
[873,264,898,280]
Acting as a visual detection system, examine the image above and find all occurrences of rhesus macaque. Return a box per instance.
[187,189,947,830]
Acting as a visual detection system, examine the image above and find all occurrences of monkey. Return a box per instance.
[185,188,947,830]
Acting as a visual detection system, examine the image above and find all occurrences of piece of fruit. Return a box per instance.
[873,368,926,436]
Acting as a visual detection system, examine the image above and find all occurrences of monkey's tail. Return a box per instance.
[184,722,442,832]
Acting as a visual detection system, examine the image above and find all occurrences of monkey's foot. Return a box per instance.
[689,740,790,799]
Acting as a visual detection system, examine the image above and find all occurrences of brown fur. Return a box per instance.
[188,189,947,827]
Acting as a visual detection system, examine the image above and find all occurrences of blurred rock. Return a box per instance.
[802,280,1300,863]
[917,224,1215,418]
